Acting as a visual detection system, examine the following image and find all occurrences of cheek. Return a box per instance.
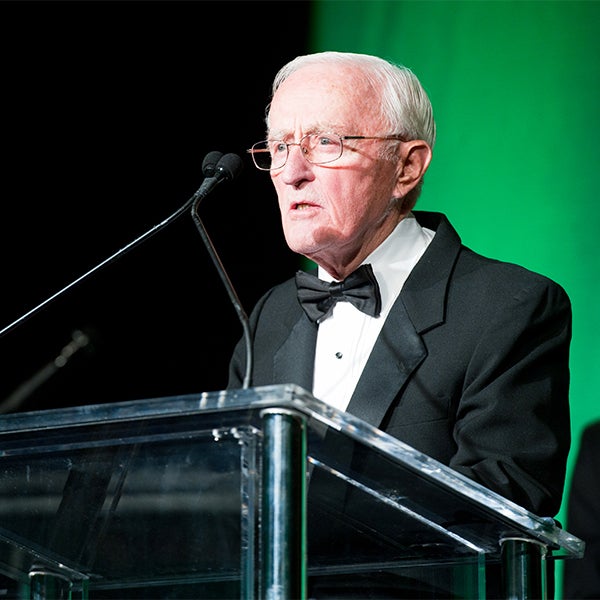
[328,176,385,224]
[272,180,287,210]
[327,197,362,229]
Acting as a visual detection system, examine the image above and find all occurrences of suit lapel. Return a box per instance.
[346,297,425,427]
[346,211,461,429]
[273,312,317,392]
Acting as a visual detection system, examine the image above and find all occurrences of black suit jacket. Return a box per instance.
[228,211,571,517]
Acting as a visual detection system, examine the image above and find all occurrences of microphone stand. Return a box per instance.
[190,201,252,390]
[0,329,91,413]
[0,192,200,340]
[0,150,230,340]
[1,150,251,390]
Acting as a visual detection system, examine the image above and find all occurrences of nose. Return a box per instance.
[288,141,308,159]
[287,140,313,165]
[278,142,314,185]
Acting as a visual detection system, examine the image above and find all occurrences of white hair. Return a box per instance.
[269,51,436,148]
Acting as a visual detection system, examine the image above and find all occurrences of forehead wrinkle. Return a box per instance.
[267,123,349,141]
[268,65,384,139]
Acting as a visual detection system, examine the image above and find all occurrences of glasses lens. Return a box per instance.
[304,133,343,165]
[250,141,274,170]
[250,134,344,170]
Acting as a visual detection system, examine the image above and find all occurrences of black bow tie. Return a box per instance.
[295,263,382,323]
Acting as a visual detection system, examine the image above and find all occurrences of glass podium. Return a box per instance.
[0,384,584,599]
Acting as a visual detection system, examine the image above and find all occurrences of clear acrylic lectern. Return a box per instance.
[0,384,584,599]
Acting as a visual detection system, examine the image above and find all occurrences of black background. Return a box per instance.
[0,1,312,412]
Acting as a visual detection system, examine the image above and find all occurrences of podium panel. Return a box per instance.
[0,384,584,599]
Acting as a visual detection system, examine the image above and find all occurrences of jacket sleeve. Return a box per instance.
[448,277,572,517]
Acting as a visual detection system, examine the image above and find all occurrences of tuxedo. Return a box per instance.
[227,210,571,518]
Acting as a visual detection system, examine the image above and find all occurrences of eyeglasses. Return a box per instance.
[247,132,406,171]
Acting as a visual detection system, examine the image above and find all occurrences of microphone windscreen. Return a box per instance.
[216,153,244,181]
[202,151,224,177]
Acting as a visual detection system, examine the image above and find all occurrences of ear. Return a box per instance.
[393,140,432,198]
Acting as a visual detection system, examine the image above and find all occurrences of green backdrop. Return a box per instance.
[309,1,600,595]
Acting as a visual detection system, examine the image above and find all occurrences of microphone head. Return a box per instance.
[215,153,244,182]
[202,151,224,177]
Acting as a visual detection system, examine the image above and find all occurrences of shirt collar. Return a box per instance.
[318,212,434,312]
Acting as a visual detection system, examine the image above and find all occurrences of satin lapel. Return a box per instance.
[346,297,425,428]
[273,313,317,392]
[345,211,460,429]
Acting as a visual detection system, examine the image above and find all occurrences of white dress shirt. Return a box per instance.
[312,213,434,412]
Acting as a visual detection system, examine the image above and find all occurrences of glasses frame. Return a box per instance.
[247,132,407,171]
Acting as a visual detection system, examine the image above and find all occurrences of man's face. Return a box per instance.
[267,64,403,278]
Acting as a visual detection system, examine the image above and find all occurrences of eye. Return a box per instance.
[317,134,335,147]
[271,141,287,155]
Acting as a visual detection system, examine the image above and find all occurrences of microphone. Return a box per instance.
[0,151,239,339]
[189,153,253,389]
[192,152,244,205]
[202,150,223,177]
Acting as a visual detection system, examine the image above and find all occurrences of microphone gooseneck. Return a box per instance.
[190,153,253,389]
[0,151,238,340]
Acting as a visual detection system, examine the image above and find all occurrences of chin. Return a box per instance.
[286,239,317,259]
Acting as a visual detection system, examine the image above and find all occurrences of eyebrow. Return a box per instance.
[267,125,346,140]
